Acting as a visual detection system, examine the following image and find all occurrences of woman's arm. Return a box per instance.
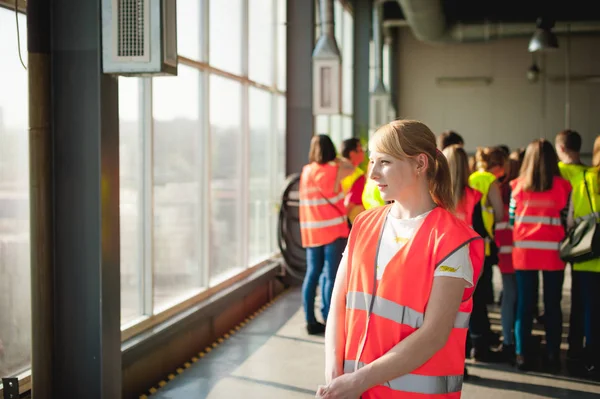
[324,252,349,384]
[487,181,504,223]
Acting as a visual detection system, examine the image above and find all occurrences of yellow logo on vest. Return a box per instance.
[438,265,462,273]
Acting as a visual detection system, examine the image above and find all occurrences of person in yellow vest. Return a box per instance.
[299,134,355,335]
[566,134,600,380]
[555,129,588,371]
[361,162,387,210]
[467,147,505,359]
[319,120,484,398]
[340,138,366,225]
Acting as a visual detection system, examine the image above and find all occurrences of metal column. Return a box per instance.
[285,0,315,174]
[352,0,371,139]
[28,0,122,397]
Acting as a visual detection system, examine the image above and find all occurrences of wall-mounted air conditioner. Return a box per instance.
[102,0,178,76]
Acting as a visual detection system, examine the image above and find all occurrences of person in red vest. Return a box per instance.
[299,134,355,335]
[510,139,571,372]
[319,120,484,398]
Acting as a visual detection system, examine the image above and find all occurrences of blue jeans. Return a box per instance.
[501,273,517,346]
[515,270,564,357]
[581,271,600,362]
[303,237,346,324]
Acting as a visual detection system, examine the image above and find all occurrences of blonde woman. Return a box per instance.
[320,120,484,398]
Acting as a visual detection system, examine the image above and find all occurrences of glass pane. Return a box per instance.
[209,0,242,75]
[330,115,343,151]
[273,95,286,252]
[342,116,353,141]
[177,0,201,61]
[342,10,353,115]
[0,9,30,378]
[152,66,203,312]
[277,0,286,90]
[249,0,274,86]
[383,42,390,92]
[119,77,143,325]
[249,88,272,264]
[210,75,243,283]
[334,1,343,50]
[315,115,329,135]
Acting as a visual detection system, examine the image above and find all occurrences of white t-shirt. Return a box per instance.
[344,210,474,287]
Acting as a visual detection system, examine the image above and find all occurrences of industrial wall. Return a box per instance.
[395,29,600,157]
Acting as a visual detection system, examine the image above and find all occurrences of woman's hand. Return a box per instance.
[315,373,365,399]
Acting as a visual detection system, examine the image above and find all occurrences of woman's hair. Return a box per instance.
[475,146,507,172]
[308,134,337,164]
[369,120,454,211]
[519,139,560,192]
[442,144,470,206]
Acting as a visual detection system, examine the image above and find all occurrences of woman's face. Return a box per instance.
[368,151,420,202]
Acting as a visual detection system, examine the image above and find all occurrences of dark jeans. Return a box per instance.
[515,270,564,357]
[303,237,346,324]
[469,257,494,345]
[581,271,600,364]
[568,267,585,357]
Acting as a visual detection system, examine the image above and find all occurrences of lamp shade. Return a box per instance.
[528,28,559,52]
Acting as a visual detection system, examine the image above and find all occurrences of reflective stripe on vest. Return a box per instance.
[344,361,463,395]
[346,291,470,329]
[513,240,559,250]
[499,246,512,254]
[495,221,510,230]
[300,216,347,229]
[574,211,600,224]
[299,191,345,206]
[514,215,562,226]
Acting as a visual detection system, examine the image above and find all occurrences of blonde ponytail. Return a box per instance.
[429,149,455,211]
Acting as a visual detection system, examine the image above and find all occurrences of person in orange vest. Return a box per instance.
[299,134,355,335]
[319,120,484,398]
[494,150,523,364]
[510,139,571,372]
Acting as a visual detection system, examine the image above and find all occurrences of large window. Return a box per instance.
[116,0,286,330]
[0,9,30,378]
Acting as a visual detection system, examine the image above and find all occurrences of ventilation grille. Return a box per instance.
[118,0,146,58]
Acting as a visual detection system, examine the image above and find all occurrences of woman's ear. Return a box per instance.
[415,153,429,174]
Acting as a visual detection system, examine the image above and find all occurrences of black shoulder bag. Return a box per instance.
[559,170,600,263]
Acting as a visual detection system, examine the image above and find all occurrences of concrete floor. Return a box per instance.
[148,284,600,399]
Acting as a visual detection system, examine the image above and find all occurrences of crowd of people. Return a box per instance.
[297,121,600,398]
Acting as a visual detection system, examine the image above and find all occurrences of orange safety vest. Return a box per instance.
[495,203,514,274]
[299,162,349,247]
[343,205,484,398]
[454,186,483,229]
[510,176,571,271]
